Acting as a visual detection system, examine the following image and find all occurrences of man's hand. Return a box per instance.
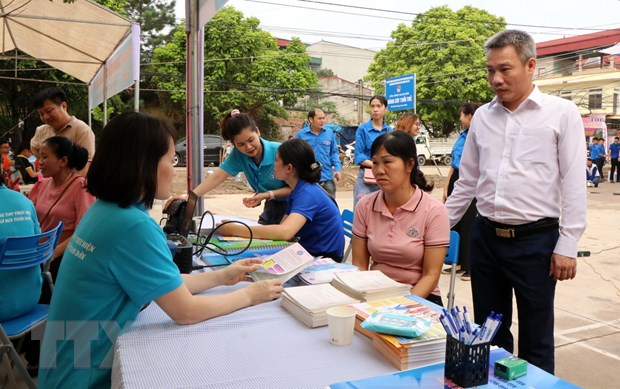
[550,253,577,281]
[334,171,342,181]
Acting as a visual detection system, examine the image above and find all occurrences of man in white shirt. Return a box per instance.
[445,30,586,374]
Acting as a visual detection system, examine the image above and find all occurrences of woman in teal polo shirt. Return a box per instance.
[38,112,283,388]
[0,174,41,322]
[193,109,290,225]
[217,139,344,261]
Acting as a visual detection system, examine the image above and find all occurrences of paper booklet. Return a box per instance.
[298,257,359,285]
[281,283,362,327]
[249,243,314,283]
[331,270,411,301]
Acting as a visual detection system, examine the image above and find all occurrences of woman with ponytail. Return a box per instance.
[28,136,95,294]
[351,131,450,306]
[217,138,344,261]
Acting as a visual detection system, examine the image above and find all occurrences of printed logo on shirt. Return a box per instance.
[323,140,331,146]
[407,227,419,238]
[269,170,276,180]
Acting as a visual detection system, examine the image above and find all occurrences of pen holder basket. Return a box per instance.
[444,336,490,388]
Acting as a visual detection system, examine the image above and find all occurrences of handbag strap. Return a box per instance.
[40,175,81,227]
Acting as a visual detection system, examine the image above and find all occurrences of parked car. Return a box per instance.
[174,135,225,167]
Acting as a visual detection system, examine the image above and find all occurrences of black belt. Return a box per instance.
[480,216,559,239]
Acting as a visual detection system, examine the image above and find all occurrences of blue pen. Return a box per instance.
[443,309,458,335]
[468,328,479,345]
[463,306,473,334]
[439,315,453,337]
[451,307,463,331]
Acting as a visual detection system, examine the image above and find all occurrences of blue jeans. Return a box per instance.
[353,168,379,210]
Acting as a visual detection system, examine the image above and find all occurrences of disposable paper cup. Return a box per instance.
[326,306,356,346]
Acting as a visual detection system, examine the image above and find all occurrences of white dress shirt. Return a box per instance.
[445,86,586,258]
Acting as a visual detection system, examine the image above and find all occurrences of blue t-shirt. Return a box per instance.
[354,120,392,165]
[609,142,620,159]
[38,200,183,389]
[287,180,344,258]
[296,127,342,181]
[589,144,599,159]
[0,184,41,321]
[451,130,469,170]
[220,138,286,199]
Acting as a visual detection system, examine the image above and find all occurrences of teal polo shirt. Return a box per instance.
[220,138,286,196]
[38,200,183,388]
[0,183,41,321]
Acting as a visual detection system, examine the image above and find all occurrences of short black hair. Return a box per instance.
[307,108,323,120]
[459,102,481,116]
[87,112,177,209]
[33,87,67,108]
[278,138,321,184]
[371,131,433,192]
[42,136,88,171]
[220,110,258,141]
[16,141,31,154]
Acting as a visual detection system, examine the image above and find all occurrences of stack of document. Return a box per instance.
[348,295,447,370]
[249,243,314,283]
[298,257,359,285]
[281,284,362,327]
[331,270,411,302]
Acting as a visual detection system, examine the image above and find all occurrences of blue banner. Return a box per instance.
[385,74,415,111]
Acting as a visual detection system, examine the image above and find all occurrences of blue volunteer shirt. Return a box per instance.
[296,126,342,181]
[287,180,344,258]
[0,184,41,322]
[354,120,392,165]
[220,138,286,199]
[38,200,183,389]
[610,142,620,159]
[589,144,599,159]
[451,130,469,170]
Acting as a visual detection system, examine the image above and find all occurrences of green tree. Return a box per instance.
[124,0,176,54]
[151,6,318,138]
[367,6,505,136]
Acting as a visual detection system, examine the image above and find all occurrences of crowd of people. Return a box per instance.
[0,28,601,386]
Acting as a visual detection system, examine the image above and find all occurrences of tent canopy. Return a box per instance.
[1,0,133,84]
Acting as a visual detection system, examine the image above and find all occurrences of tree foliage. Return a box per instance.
[151,6,318,138]
[367,6,505,136]
[124,0,176,54]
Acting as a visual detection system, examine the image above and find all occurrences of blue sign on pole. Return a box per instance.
[385,74,416,111]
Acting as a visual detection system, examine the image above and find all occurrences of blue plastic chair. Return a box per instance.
[341,209,354,263]
[444,231,460,309]
[0,221,63,388]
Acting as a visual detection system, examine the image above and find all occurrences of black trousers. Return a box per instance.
[610,158,620,182]
[447,168,477,272]
[258,199,287,225]
[471,217,558,374]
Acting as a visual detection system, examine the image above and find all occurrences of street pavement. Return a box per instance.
[151,179,620,388]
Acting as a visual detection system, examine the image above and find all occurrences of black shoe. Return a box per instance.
[442,266,463,275]
[460,272,471,281]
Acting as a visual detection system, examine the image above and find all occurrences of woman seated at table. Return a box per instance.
[352,131,450,306]
[217,138,345,261]
[0,171,41,322]
[28,136,95,300]
[38,112,283,388]
[191,109,291,225]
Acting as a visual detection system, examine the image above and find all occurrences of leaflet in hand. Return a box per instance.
[249,243,314,283]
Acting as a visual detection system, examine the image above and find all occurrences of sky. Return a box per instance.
[175,0,620,51]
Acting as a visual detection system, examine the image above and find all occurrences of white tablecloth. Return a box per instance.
[112,283,395,388]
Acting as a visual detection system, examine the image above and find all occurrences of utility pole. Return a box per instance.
[357,79,364,124]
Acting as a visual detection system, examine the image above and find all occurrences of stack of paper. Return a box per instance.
[331,270,411,302]
[281,284,362,327]
[348,295,447,370]
[298,257,359,285]
[249,243,314,283]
